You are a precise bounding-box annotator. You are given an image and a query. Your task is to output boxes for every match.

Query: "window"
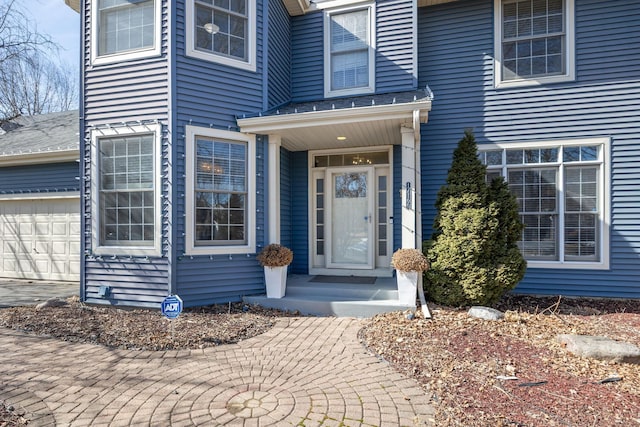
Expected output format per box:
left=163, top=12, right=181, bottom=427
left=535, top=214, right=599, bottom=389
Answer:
left=90, top=124, right=162, bottom=256
left=324, top=4, right=375, bottom=97
left=494, top=0, right=575, bottom=87
left=91, top=0, right=161, bottom=64
left=479, top=138, right=609, bottom=269
left=186, top=0, right=257, bottom=71
left=185, top=126, right=256, bottom=255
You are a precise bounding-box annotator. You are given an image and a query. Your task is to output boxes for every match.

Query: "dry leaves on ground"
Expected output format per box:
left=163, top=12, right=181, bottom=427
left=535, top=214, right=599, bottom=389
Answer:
left=1, top=295, right=639, bottom=426
left=0, top=298, right=296, bottom=351
left=362, top=295, right=640, bottom=426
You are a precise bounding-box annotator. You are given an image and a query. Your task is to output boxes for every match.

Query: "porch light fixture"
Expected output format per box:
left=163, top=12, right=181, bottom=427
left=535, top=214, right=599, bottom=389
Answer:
left=204, top=23, right=219, bottom=34
left=336, top=136, right=347, bottom=140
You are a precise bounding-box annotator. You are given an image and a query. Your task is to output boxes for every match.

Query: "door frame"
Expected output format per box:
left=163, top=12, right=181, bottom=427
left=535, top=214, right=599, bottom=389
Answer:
left=325, top=166, right=375, bottom=270
left=308, top=146, right=394, bottom=277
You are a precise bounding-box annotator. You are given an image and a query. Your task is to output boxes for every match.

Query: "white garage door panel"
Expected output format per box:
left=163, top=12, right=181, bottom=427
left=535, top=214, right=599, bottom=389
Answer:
left=0, top=198, right=80, bottom=281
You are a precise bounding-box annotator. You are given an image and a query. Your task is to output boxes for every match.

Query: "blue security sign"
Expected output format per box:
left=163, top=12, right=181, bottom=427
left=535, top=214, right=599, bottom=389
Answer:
left=161, top=295, right=183, bottom=319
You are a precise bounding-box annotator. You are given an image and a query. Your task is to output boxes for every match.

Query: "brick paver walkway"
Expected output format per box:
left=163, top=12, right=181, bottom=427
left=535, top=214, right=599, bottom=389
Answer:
left=0, top=317, right=434, bottom=426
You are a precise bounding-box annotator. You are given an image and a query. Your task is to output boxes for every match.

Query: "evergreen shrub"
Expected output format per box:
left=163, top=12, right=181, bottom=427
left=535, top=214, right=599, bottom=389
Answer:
left=424, top=130, right=527, bottom=306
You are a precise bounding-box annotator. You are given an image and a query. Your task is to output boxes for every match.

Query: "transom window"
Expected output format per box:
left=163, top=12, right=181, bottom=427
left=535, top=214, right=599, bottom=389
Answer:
left=185, top=126, right=256, bottom=255
left=186, top=0, right=256, bottom=71
left=91, top=124, right=162, bottom=256
left=479, top=139, right=609, bottom=269
left=324, top=4, right=375, bottom=97
left=494, top=0, right=575, bottom=87
left=92, top=0, right=160, bottom=64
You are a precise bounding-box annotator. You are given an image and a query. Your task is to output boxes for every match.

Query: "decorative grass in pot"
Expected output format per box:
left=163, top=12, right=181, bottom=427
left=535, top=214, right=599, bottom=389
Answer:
left=391, top=248, right=429, bottom=305
left=257, top=244, right=293, bottom=298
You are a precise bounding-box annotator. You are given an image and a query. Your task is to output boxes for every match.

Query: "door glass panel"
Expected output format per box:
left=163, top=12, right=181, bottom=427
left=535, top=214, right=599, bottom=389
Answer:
left=332, top=172, right=369, bottom=265
left=377, top=175, right=387, bottom=256
left=316, top=178, right=325, bottom=256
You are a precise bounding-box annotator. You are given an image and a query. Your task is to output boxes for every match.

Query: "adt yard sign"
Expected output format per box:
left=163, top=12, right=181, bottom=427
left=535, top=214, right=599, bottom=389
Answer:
left=161, top=295, right=183, bottom=319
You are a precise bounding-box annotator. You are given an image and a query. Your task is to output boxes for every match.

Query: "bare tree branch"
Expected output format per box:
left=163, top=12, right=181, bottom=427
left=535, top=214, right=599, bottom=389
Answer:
left=0, top=0, right=77, bottom=120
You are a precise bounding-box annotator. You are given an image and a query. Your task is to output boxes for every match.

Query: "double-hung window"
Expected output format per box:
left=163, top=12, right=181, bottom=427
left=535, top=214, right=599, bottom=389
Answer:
left=185, top=126, right=256, bottom=255
left=494, top=0, right=575, bottom=87
left=186, top=0, right=257, bottom=71
left=92, top=0, right=161, bottom=64
left=324, top=4, right=375, bottom=97
left=91, top=124, right=162, bottom=256
left=479, top=138, right=610, bottom=269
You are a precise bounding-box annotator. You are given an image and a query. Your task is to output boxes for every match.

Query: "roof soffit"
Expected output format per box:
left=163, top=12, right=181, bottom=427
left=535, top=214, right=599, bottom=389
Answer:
left=237, top=98, right=431, bottom=151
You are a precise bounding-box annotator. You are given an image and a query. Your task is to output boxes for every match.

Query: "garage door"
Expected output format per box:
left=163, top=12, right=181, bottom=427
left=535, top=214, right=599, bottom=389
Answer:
left=0, top=197, right=80, bottom=281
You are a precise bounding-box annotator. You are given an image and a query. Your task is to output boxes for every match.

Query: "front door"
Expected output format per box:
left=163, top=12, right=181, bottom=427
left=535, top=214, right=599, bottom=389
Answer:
left=310, top=149, right=392, bottom=276
left=327, top=168, right=374, bottom=269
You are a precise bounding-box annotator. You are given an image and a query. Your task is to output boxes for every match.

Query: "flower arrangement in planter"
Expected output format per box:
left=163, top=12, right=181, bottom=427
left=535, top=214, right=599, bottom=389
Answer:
left=257, top=244, right=293, bottom=298
left=391, top=248, right=429, bottom=305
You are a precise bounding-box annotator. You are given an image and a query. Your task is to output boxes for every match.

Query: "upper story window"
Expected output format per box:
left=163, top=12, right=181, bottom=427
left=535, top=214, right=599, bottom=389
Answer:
left=494, top=0, right=575, bottom=88
left=186, top=0, right=257, bottom=72
left=479, top=138, right=610, bottom=270
left=324, top=3, right=375, bottom=98
left=91, top=0, right=161, bottom=65
left=90, top=124, right=162, bottom=256
left=185, top=126, right=256, bottom=255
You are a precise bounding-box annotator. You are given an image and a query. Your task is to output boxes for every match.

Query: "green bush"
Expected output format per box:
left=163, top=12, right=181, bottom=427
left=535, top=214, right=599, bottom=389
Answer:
left=424, top=130, right=526, bottom=307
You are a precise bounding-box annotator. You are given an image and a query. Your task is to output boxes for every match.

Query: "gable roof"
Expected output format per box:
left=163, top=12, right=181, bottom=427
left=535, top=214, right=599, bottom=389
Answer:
left=0, top=110, right=79, bottom=166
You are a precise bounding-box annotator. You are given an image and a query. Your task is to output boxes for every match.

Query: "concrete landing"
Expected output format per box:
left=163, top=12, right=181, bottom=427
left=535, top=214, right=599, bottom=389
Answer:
left=243, top=274, right=415, bottom=317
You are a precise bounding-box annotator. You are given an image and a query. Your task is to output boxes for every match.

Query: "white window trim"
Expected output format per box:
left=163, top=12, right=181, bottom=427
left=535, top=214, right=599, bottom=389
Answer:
left=479, top=137, right=610, bottom=270
left=185, top=0, right=257, bottom=72
left=89, top=124, right=163, bottom=257
left=184, top=126, right=256, bottom=255
left=90, top=0, right=162, bottom=66
left=323, top=2, right=376, bottom=98
left=494, top=0, right=575, bottom=89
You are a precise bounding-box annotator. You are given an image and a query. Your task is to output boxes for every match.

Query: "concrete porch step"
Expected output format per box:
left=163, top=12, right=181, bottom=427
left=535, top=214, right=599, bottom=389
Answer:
left=242, top=274, right=415, bottom=317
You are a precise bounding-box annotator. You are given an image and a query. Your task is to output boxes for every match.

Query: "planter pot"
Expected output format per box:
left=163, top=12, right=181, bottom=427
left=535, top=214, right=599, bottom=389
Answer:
left=264, top=265, right=288, bottom=298
left=396, top=270, right=419, bottom=305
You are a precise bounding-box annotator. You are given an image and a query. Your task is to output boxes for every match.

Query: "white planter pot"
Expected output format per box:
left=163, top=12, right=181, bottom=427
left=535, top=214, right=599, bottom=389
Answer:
left=396, top=270, right=419, bottom=305
left=264, top=265, right=288, bottom=298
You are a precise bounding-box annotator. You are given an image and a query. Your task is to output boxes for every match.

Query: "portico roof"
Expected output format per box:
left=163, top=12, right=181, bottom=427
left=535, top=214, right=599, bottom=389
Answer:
left=237, top=90, right=432, bottom=151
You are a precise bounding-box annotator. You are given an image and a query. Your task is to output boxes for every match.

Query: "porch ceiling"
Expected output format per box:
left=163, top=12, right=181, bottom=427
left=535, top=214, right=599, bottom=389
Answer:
left=237, top=91, right=432, bottom=151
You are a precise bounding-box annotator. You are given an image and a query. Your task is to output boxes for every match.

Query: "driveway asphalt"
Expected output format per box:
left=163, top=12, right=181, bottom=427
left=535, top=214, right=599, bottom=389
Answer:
left=0, top=281, right=435, bottom=426
left=0, top=279, right=79, bottom=307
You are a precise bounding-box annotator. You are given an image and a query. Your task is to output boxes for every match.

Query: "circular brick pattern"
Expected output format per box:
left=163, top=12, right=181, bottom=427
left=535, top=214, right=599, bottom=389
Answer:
left=0, top=318, right=435, bottom=426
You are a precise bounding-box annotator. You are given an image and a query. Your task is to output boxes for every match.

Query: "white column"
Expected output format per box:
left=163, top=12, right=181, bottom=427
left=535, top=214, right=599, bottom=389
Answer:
left=401, top=125, right=417, bottom=249
left=268, top=134, right=281, bottom=244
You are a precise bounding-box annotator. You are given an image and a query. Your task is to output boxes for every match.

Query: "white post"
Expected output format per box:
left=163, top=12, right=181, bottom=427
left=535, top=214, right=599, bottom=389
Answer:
left=268, top=134, right=281, bottom=244
left=401, top=125, right=417, bottom=249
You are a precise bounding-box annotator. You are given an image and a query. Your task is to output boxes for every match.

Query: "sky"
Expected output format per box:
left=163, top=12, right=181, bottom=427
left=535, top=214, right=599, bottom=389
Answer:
left=21, top=0, right=80, bottom=69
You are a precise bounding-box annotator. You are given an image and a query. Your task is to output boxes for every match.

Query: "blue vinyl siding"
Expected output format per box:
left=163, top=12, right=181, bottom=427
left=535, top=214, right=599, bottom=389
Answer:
left=81, top=0, right=172, bottom=307
left=0, top=162, right=79, bottom=193
left=376, top=0, right=417, bottom=92
left=174, top=0, right=263, bottom=127
left=290, top=151, right=308, bottom=274
left=418, top=0, right=640, bottom=298
left=291, top=1, right=417, bottom=102
left=268, top=0, right=291, bottom=108
left=174, top=136, right=267, bottom=307
left=291, top=12, right=324, bottom=102
left=280, top=147, right=293, bottom=249
left=84, top=259, right=170, bottom=308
